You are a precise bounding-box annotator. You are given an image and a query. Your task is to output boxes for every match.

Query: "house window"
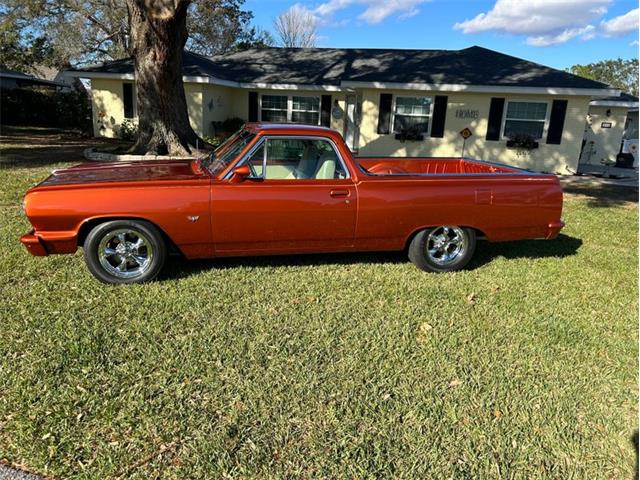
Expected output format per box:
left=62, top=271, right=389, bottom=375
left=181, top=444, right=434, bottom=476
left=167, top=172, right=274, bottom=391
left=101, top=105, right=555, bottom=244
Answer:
left=260, top=95, right=288, bottom=122
left=393, top=96, right=432, bottom=134
left=291, top=96, right=320, bottom=124
left=260, top=94, right=321, bottom=125
left=123, top=83, right=135, bottom=119
left=503, top=101, right=548, bottom=139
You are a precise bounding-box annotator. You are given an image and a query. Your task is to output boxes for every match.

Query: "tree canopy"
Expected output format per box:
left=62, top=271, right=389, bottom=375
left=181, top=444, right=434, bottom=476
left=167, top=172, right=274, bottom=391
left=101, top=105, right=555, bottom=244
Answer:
left=0, top=0, right=270, bottom=73
left=568, top=58, right=639, bottom=97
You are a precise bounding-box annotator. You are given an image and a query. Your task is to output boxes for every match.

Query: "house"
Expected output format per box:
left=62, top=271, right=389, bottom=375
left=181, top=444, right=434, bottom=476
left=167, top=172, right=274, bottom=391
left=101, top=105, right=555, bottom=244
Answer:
left=581, top=92, right=639, bottom=166
left=67, top=46, right=621, bottom=174
left=0, top=69, right=70, bottom=91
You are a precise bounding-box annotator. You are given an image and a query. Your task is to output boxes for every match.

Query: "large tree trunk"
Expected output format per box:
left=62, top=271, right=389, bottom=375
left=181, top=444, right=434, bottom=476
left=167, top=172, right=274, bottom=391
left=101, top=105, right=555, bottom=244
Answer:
left=126, top=0, right=204, bottom=156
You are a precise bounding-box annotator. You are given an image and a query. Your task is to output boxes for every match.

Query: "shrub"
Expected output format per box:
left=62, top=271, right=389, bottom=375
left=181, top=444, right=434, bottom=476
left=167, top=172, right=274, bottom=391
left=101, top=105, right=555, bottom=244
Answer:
left=202, top=135, right=223, bottom=148
left=0, top=87, right=92, bottom=133
left=119, top=119, right=138, bottom=141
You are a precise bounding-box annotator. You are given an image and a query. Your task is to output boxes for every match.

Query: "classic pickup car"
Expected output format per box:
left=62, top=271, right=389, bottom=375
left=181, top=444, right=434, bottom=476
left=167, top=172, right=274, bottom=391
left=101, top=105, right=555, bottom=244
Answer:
left=21, top=123, right=564, bottom=283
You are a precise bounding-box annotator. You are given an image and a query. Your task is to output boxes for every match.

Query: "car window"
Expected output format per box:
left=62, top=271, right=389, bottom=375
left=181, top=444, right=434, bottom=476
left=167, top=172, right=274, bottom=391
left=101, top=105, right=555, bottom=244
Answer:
left=259, top=138, right=347, bottom=180
left=246, top=144, right=264, bottom=178
left=205, top=129, right=256, bottom=175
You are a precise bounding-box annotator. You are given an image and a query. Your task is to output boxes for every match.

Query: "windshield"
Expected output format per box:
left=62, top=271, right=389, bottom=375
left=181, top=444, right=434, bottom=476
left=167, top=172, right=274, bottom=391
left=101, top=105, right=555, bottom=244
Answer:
left=204, top=129, right=256, bottom=176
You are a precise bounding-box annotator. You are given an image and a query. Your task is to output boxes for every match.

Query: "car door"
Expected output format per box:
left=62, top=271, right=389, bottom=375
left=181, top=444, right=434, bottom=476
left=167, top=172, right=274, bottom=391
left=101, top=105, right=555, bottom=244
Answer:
left=210, top=135, right=357, bottom=254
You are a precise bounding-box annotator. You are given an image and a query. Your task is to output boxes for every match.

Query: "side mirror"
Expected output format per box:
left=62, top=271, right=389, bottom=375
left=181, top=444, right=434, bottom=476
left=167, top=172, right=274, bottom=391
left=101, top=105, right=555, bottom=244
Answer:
left=229, top=164, right=251, bottom=183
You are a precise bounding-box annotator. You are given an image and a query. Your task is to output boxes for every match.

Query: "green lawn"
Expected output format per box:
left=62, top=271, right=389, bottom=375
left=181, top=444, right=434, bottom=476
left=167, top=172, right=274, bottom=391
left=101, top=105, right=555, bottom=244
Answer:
left=0, top=137, right=638, bottom=478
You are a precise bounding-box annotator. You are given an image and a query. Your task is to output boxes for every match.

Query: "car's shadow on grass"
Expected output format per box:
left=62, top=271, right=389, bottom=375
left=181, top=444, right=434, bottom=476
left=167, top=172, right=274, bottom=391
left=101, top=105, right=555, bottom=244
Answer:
left=159, top=234, right=582, bottom=281
left=468, top=234, right=583, bottom=270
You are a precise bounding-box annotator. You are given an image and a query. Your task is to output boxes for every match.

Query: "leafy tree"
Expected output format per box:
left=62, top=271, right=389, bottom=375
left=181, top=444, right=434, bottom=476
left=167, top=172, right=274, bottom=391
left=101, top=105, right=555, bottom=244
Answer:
left=0, top=0, right=265, bottom=69
left=0, top=0, right=130, bottom=69
left=568, top=58, right=639, bottom=97
left=188, top=1, right=273, bottom=56
left=0, top=4, right=54, bottom=73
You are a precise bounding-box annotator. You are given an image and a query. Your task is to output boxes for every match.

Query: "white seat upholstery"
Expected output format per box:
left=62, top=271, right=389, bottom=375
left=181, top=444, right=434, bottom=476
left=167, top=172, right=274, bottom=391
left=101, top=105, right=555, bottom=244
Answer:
left=313, top=151, right=337, bottom=179
left=294, top=144, right=319, bottom=179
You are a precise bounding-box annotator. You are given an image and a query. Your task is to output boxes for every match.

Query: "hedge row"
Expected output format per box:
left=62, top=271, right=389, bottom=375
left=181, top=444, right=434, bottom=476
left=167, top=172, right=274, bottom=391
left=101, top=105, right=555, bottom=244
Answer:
left=1, top=88, right=92, bottom=132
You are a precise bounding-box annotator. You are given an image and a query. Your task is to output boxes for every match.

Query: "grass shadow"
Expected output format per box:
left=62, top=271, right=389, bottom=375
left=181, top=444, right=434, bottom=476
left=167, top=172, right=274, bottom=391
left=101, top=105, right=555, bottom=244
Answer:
left=159, top=234, right=582, bottom=281
left=633, top=430, right=639, bottom=480
left=0, top=126, right=129, bottom=169
left=468, top=234, right=582, bottom=270
left=562, top=182, right=638, bottom=208
left=160, top=251, right=408, bottom=280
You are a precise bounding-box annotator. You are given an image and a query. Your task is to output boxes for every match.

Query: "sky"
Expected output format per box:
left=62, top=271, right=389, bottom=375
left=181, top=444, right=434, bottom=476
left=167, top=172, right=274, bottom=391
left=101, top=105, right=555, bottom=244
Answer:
left=245, top=0, right=639, bottom=69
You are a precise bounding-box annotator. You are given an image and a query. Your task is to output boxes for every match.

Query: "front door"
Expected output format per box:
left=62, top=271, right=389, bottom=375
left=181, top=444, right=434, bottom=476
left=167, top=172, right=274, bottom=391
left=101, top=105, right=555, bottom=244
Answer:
left=211, top=136, right=357, bottom=254
left=344, top=94, right=361, bottom=152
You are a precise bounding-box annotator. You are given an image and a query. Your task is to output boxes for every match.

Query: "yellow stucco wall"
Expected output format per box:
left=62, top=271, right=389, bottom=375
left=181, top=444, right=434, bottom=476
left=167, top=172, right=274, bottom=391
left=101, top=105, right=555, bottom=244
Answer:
left=90, top=78, right=204, bottom=138
left=357, top=90, right=590, bottom=174
left=580, top=105, right=627, bottom=165
left=184, top=83, right=204, bottom=137
left=91, top=79, right=125, bottom=138
left=202, top=84, right=234, bottom=135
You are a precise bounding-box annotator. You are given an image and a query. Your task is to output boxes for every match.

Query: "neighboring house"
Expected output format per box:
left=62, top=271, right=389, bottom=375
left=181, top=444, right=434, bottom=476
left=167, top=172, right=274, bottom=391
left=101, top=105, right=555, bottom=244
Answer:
left=580, top=92, right=639, bottom=166
left=67, top=46, right=620, bottom=174
left=0, top=69, right=70, bottom=91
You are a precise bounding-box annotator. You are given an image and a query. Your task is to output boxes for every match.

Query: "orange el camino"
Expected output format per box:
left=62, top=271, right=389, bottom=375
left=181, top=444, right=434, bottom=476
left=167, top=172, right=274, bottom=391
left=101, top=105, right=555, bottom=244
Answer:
left=21, top=123, right=564, bottom=284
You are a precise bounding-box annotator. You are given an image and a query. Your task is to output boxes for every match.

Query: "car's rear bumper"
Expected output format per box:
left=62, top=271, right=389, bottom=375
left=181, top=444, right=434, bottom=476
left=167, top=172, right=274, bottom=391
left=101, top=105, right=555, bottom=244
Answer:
left=20, top=230, right=77, bottom=256
left=545, top=220, right=565, bottom=239
left=20, top=230, right=48, bottom=256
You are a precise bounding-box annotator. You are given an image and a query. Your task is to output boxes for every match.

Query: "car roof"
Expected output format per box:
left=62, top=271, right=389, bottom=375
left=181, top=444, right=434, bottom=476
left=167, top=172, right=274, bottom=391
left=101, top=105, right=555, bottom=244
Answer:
left=245, top=123, right=336, bottom=134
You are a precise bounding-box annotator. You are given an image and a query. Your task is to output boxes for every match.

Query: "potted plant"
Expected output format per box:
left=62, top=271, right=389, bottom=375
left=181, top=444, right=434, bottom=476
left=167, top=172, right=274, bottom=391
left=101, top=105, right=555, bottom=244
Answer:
left=506, top=133, right=539, bottom=150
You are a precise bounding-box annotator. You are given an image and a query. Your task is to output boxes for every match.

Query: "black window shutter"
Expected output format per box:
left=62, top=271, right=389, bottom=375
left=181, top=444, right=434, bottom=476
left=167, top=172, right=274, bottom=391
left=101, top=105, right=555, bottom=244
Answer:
left=320, top=95, right=332, bottom=127
left=486, top=97, right=505, bottom=141
left=546, top=99, right=568, bottom=145
left=248, top=92, right=258, bottom=122
left=377, top=93, right=393, bottom=134
left=123, top=83, right=134, bottom=119
left=430, top=95, right=448, bottom=138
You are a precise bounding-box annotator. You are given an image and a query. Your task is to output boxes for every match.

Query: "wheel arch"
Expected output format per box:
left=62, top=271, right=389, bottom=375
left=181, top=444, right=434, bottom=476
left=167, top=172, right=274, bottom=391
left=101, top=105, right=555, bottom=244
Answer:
left=76, top=216, right=183, bottom=256
left=403, top=224, right=486, bottom=251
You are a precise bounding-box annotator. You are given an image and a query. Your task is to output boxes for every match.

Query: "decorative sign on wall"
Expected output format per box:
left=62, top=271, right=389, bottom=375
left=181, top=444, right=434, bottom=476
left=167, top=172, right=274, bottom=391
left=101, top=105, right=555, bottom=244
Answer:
left=459, top=127, right=473, bottom=139
left=455, top=109, right=480, bottom=120
left=331, top=105, right=343, bottom=120
left=601, top=122, right=612, bottom=128
left=459, top=127, right=473, bottom=157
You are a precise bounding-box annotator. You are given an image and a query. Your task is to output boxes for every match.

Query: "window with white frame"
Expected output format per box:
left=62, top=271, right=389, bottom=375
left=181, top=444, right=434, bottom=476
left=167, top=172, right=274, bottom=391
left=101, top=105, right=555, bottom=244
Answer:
left=503, top=101, right=548, bottom=139
left=393, top=96, right=432, bottom=134
left=260, top=95, right=288, bottom=122
left=260, top=94, right=320, bottom=125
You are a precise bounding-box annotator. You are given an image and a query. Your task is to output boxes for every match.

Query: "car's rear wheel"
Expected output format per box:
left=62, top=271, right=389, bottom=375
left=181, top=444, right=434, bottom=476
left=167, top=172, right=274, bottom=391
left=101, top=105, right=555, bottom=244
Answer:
left=408, top=225, right=476, bottom=273
left=83, top=220, right=166, bottom=284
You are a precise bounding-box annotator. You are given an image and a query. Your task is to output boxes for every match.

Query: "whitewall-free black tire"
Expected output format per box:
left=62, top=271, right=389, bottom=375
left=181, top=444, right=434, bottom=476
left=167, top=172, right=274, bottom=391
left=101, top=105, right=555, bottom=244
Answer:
left=83, top=220, right=167, bottom=284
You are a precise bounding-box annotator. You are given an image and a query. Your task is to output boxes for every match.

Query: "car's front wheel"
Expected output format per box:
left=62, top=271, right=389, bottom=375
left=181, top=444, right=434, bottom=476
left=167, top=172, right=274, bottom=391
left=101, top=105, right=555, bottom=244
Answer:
left=83, top=220, right=167, bottom=284
left=408, top=225, right=476, bottom=273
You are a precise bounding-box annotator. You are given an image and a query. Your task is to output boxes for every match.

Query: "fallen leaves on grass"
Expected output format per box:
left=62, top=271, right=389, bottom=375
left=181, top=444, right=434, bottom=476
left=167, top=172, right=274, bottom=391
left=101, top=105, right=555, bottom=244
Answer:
left=416, top=322, right=433, bottom=344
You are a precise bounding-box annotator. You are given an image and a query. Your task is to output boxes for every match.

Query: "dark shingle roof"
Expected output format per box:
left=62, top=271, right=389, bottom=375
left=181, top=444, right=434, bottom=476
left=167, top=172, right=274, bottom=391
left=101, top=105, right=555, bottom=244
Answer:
left=0, top=68, right=68, bottom=87
left=592, top=92, right=638, bottom=103
left=70, top=46, right=612, bottom=90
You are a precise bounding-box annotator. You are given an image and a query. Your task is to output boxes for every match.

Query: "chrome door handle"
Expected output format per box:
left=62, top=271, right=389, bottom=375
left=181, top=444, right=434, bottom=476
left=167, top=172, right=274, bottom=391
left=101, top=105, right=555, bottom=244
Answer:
left=330, top=189, right=349, bottom=197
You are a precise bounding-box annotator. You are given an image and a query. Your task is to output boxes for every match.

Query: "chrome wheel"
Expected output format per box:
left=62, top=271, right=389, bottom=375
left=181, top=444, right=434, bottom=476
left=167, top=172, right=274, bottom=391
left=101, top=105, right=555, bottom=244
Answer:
left=426, top=226, right=468, bottom=266
left=97, top=228, right=154, bottom=279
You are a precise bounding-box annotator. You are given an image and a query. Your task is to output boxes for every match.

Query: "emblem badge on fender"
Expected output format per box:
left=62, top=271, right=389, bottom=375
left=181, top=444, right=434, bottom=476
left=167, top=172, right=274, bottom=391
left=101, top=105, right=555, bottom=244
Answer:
left=187, top=215, right=200, bottom=222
